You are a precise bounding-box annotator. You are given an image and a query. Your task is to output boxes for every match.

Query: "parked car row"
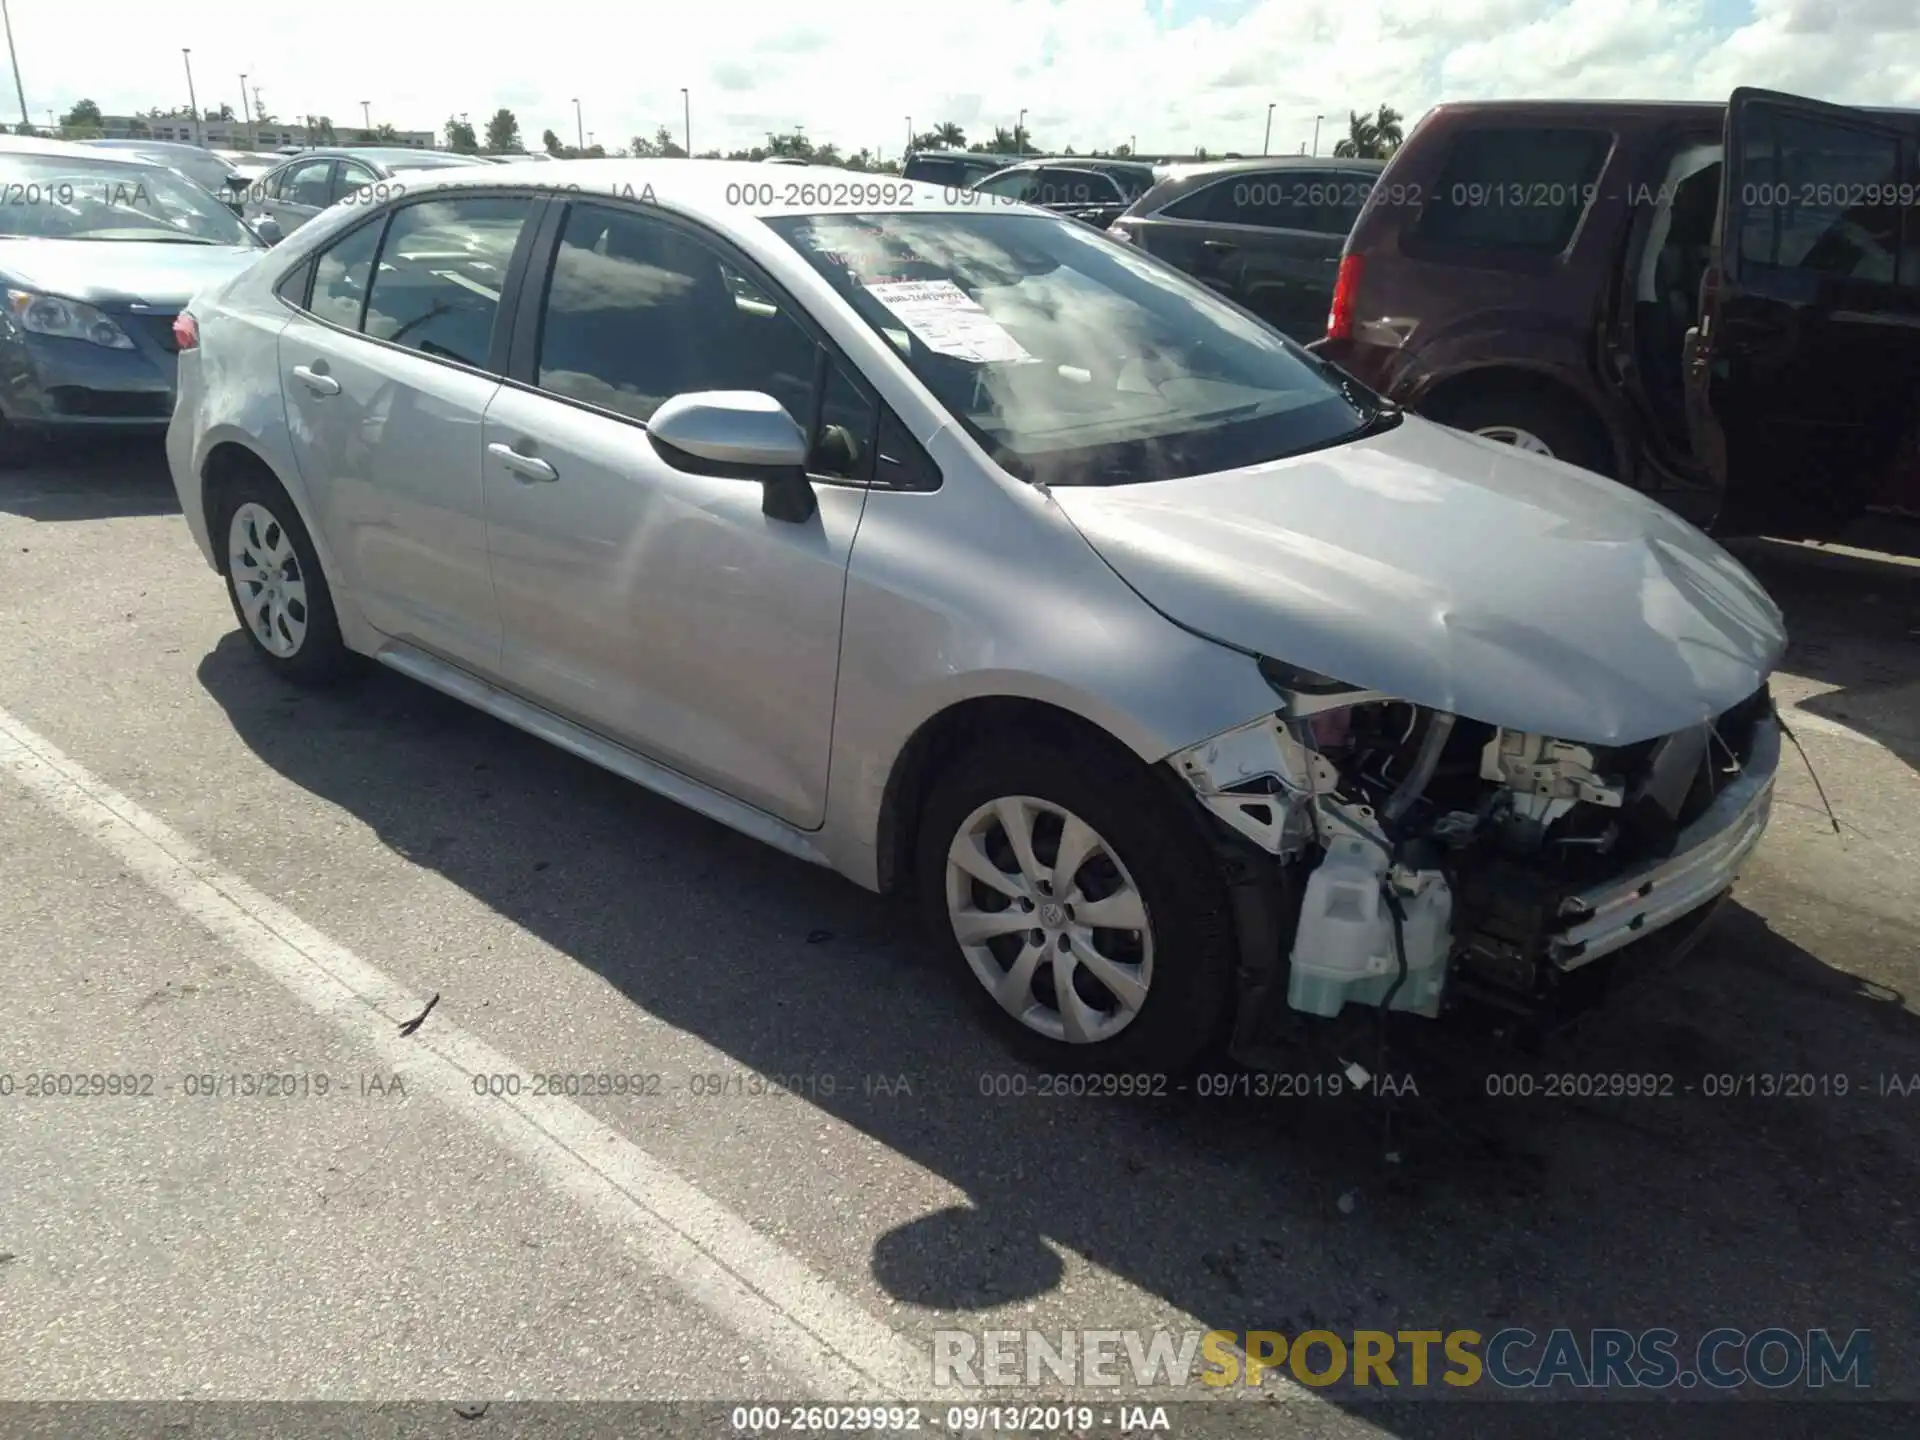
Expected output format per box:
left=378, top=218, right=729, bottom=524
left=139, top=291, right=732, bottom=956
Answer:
left=947, top=87, right=1920, bottom=541
left=0, top=134, right=265, bottom=462
left=1312, top=86, right=1920, bottom=539
left=164, top=158, right=1787, bottom=1073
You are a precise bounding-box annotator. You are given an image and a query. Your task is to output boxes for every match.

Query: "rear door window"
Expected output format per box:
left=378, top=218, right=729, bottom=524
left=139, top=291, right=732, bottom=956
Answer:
left=975, top=169, right=1038, bottom=201
left=1413, top=128, right=1612, bottom=253
left=1026, top=168, right=1122, bottom=207
left=1163, top=170, right=1355, bottom=233
left=361, top=195, right=535, bottom=369
left=279, top=158, right=335, bottom=210
left=1733, top=108, right=1906, bottom=286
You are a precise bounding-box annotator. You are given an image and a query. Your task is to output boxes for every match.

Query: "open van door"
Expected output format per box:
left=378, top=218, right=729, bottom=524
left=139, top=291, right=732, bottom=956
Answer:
left=1685, top=87, right=1920, bottom=537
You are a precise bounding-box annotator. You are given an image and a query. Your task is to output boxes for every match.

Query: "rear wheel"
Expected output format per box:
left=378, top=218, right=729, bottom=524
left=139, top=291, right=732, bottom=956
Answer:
left=214, top=470, right=356, bottom=686
left=915, top=738, right=1237, bottom=1074
left=1424, top=386, right=1614, bottom=477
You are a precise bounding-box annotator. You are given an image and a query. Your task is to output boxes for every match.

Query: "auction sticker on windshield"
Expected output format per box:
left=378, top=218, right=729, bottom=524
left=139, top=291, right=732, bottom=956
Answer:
left=860, top=279, right=1033, bottom=364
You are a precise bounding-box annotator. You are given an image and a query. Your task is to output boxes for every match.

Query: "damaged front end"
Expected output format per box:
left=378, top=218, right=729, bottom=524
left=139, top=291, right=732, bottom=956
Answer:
left=1170, top=666, right=1780, bottom=1039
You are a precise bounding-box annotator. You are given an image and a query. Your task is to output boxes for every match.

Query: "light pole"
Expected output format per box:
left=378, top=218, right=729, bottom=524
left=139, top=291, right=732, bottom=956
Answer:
left=1017, top=107, right=1027, bottom=154
left=1311, top=113, right=1323, bottom=156
left=182, top=48, right=201, bottom=145
left=1263, top=103, right=1274, bottom=157
left=1, top=0, right=27, bottom=132
left=681, top=87, right=689, bottom=156
left=360, top=100, right=370, bottom=133
left=238, top=74, right=250, bottom=146
left=572, top=97, right=583, bottom=152
left=1130, top=134, right=1136, bottom=156
left=905, top=115, right=912, bottom=154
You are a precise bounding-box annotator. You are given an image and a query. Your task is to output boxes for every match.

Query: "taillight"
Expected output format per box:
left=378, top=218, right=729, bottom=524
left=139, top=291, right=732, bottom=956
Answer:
left=1326, top=254, right=1363, bottom=341
left=172, top=312, right=199, bottom=350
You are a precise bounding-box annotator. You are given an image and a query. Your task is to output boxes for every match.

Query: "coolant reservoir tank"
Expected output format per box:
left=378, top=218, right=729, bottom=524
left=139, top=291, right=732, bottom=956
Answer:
left=1286, top=837, right=1452, bottom=1019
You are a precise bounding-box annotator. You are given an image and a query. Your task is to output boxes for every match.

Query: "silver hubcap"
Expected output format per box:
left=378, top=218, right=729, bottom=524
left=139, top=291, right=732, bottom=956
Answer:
left=944, top=795, right=1153, bottom=1045
left=227, top=501, right=309, bottom=658
left=1472, top=424, right=1555, bottom=456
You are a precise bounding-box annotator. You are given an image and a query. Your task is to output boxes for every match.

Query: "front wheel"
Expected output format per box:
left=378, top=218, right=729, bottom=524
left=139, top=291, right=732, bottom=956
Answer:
left=915, top=739, right=1238, bottom=1073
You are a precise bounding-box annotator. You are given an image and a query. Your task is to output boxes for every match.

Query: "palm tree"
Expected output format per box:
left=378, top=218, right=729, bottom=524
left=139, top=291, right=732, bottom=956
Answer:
left=935, top=121, right=966, bottom=149
left=1333, top=106, right=1405, bottom=159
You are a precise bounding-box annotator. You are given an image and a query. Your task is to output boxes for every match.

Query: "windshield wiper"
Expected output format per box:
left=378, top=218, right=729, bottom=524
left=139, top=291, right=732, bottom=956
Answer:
left=1347, top=401, right=1404, bottom=439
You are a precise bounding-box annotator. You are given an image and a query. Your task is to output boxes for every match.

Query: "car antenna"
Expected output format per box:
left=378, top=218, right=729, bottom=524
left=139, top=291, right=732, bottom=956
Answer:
left=1775, top=712, right=1841, bottom=836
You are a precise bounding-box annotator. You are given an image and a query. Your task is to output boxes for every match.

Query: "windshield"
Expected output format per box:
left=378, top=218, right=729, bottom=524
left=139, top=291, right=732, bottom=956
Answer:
left=0, top=156, right=256, bottom=245
left=765, top=210, right=1370, bottom=485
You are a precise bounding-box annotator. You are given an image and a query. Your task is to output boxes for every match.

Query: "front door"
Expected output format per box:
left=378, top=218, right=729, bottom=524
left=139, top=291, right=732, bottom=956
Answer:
left=276, top=193, right=540, bottom=673
left=480, top=200, right=873, bottom=828
left=1687, top=87, right=1920, bottom=537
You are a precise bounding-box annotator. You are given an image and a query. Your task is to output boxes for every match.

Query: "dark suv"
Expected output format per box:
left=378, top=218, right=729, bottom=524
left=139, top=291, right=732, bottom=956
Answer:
left=969, top=159, right=1161, bottom=230
left=1312, top=88, right=1920, bottom=538
left=1110, top=157, right=1384, bottom=341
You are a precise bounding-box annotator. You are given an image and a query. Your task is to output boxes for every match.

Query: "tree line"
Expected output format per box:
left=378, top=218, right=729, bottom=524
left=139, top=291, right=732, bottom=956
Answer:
left=37, top=99, right=1407, bottom=165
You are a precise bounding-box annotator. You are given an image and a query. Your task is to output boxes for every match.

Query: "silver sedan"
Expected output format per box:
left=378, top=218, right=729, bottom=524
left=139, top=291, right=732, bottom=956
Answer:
left=167, top=161, right=1787, bottom=1071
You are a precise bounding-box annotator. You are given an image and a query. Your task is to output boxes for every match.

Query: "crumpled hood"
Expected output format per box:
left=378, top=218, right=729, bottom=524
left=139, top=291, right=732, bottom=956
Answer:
left=1048, top=414, right=1787, bottom=745
left=0, top=239, right=261, bottom=312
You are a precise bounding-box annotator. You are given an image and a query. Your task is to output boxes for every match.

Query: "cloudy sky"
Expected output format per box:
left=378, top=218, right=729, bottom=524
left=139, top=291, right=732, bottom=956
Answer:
left=7, top=0, right=1917, bottom=156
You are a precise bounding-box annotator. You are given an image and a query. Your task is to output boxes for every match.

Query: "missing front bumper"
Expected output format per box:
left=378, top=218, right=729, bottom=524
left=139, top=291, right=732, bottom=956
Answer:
left=1548, top=715, right=1779, bottom=971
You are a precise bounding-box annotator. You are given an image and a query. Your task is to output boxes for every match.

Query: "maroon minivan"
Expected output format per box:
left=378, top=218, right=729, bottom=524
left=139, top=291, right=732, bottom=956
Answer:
left=1312, top=88, right=1920, bottom=539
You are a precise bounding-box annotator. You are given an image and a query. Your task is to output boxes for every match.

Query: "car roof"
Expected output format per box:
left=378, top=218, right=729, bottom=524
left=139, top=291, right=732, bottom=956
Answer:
left=278, top=146, right=490, bottom=167
left=989, top=157, right=1156, bottom=173
left=323, top=157, right=1037, bottom=237
left=1127, top=154, right=1389, bottom=210
left=0, top=134, right=172, bottom=168
left=1163, top=155, right=1387, bottom=179
left=1421, top=96, right=1920, bottom=125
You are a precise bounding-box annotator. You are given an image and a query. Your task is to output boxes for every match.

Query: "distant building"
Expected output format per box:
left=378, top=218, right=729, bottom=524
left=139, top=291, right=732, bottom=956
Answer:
left=89, top=114, right=436, bottom=150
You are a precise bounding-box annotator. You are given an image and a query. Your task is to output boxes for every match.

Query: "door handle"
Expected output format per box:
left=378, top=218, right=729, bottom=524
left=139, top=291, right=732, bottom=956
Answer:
left=488, top=441, right=557, bottom=483
left=291, top=364, right=339, bottom=397
left=1202, top=239, right=1238, bottom=252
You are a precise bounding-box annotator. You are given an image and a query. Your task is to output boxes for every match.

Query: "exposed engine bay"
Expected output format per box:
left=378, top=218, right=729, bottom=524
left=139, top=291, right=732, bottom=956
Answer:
left=1171, top=677, right=1780, bottom=1028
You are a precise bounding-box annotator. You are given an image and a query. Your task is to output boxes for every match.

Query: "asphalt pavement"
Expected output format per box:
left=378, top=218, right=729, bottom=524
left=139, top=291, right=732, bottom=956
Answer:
left=1, top=440, right=1916, bottom=1440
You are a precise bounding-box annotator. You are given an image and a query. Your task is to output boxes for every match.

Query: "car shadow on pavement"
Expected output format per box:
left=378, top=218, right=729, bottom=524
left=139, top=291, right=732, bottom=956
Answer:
left=196, top=634, right=1920, bottom=1437
left=1733, top=539, right=1920, bottom=774
left=0, top=439, right=180, bottom=522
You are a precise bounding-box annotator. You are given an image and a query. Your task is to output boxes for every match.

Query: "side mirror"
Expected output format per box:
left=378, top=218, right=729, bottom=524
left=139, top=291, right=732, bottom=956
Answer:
left=647, top=391, right=817, bottom=523
left=253, top=214, right=284, bottom=246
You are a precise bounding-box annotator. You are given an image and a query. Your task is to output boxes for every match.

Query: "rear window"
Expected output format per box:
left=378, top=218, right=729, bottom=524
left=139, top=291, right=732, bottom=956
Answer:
left=1413, top=127, right=1612, bottom=253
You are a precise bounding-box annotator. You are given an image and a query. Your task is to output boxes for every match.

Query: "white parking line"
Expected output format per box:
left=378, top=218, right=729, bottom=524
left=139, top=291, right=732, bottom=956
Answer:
left=0, top=700, right=935, bottom=1403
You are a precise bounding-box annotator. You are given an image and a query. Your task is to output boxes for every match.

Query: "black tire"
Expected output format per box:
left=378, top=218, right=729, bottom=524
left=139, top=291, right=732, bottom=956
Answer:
left=1423, top=386, right=1614, bottom=477
left=914, top=736, right=1238, bottom=1074
left=212, top=468, right=358, bottom=687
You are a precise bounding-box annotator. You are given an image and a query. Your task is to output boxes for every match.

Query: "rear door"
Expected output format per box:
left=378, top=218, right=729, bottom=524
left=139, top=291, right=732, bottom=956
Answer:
left=276, top=192, right=543, bottom=674
left=1687, top=87, right=1920, bottom=535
